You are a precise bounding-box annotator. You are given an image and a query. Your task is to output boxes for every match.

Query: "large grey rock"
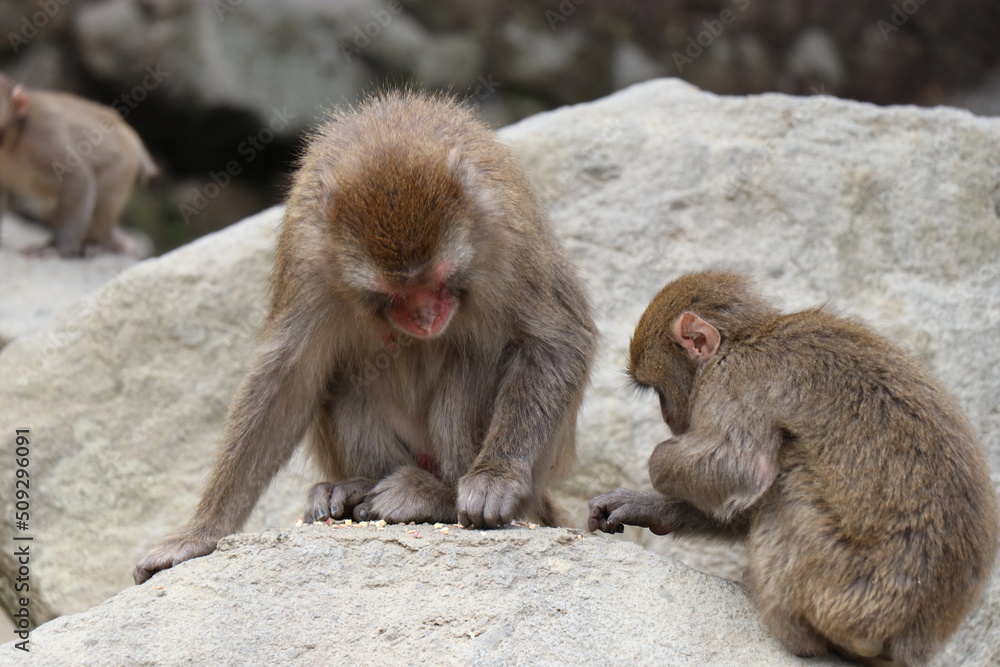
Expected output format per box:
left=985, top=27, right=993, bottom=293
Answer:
left=0, top=215, right=143, bottom=346
left=0, top=206, right=312, bottom=627
left=1, top=79, right=998, bottom=662
left=0, top=526, right=848, bottom=666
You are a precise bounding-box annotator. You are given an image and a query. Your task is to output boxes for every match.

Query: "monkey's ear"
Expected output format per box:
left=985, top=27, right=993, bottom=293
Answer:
left=11, top=85, right=29, bottom=117
left=672, top=312, right=721, bottom=361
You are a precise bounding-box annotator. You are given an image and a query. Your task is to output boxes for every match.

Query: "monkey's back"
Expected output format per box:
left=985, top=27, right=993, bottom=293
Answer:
left=0, top=90, right=153, bottom=204
left=748, top=309, right=998, bottom=652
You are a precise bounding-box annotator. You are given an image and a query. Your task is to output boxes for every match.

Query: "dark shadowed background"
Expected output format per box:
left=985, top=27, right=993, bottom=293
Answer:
left=1, top=0, right=999, bottom=253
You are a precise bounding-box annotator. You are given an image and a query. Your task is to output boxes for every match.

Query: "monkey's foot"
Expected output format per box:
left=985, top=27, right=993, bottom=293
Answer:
left=354, top=467, right=457, bottom=524
left=20, top=243, right=62, bottom=258
left=304, top=478, right=375, bottom=523
left=133, top=532, right=218, bottom=585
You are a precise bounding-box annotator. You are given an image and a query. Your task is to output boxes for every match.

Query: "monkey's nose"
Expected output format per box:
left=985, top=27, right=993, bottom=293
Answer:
left=412, top=305, right=439, bottom=333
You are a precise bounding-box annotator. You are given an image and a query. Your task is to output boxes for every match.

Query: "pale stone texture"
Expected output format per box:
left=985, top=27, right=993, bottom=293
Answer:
left=0, top=526, right=850, bottom=666
left=0, top=215, right=144, bottom=346
left=1, top=79, right=998, bottom=663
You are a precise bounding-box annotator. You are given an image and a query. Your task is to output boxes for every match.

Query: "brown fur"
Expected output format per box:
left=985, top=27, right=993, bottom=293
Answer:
left=0, top=74, right=156, bottom=257
left=589, top=271, right=998, bottom=666
left=134, top=91, right=597, bottom=584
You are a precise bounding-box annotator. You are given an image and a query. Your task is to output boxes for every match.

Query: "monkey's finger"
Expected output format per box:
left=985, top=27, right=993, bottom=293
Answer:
left=586, top=509, right=608, bottom=532
left=353, top=501, right=374, bottom=522
left=305, top=483, right=335, bottom=522
left=482, top=490, right=508, bottom=528
left=459, top=500, right=488, bottom=529
left=328, top=489, right=349, bottom=519
left=604, top=508, right=633, bottom=534
left=133, top=565, right=155, bottom=585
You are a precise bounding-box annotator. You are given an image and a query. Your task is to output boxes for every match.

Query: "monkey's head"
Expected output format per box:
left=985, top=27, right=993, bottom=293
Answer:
left=629, top=271, right=778, bottom=434
left=325, top=141, right=485, bottom=341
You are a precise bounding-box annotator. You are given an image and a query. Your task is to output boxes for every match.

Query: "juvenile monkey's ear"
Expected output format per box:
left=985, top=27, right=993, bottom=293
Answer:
left=672, top=312, right=721, bottom=361
left=11, top=85, right=29, bottom=117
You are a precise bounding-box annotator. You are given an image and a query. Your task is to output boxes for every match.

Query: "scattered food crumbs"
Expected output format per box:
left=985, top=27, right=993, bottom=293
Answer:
left=343, top=519, right=352, bottom=526
left=408, top=521, right=416, bottom=525
left=358, top=521, right=369, bottom=528
left=453, top=523, right=462, bottom=528
left=433, top=522, right=444, bottom=529
left=294, top=518, right=304, bottom=527
left=440, top=527, right=450, bottom=535
left=375, top=520, right=387, bottom=528
left=527, top=523, right=538, bottom=530
left=313, top=521, right=325, bottom=526
left=576, top=534, right=585, bottom=540
left=155, top=586, right=163, bottom=590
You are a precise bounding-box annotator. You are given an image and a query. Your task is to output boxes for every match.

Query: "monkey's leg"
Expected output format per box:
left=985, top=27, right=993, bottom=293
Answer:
left=745, top=504, right=834, bottom=659
left=47, top=165, right=97, bottom=257
left=304, top=478, right=376, bottom=523
left=87, top=159, right=138, bottom=251
left=303, top=388, right=419, bottom=522
left=354, top=467, right=458, bottom=524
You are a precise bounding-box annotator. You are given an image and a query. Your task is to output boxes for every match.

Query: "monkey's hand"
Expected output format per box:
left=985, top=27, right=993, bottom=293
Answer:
left=587, top=488, right=677, bottom=536
left=304, top=478, right=376, bottom=523
left=353, top=468, right=458, bottom=524
left=133, top=532, right=218, bottom=585
left=456, top=464, right=532, bottom=529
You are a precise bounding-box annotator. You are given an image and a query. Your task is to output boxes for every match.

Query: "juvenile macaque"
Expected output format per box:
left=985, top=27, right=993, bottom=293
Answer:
left=0, top=74, right=156, bottom=256
left=589, top=271, right=998, bottom=666
left=134, top=91, right=597, bottom=584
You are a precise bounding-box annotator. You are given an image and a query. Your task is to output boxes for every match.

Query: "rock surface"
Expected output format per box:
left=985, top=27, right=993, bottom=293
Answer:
left=1, top=79, right=999, bottom=663
left=0, top=526, right=848, bottom=666
left=0, top=215, right=144, bottom=347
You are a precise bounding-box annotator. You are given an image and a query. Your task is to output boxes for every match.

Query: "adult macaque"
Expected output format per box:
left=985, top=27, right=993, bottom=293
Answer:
left=135, top=91, right=597, bottom=584
left=0, top=74, right=156, bottom=256
left=589, top=271, right=997, bottom=666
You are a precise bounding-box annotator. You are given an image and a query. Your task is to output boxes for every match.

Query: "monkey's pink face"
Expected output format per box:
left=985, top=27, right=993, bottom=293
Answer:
left=388, top=281, right=457, bottom=338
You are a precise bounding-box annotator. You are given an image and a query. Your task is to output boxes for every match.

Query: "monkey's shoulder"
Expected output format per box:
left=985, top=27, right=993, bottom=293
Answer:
left=760, top=308, right=905, bottom=359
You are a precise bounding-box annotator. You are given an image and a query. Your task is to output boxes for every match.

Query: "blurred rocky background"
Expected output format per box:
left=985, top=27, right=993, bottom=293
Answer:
left=1, top=0, right=999, bottom=253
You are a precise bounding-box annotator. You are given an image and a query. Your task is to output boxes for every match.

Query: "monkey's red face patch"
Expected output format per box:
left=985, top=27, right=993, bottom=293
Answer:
left=389, top=281, right=457, bottom=338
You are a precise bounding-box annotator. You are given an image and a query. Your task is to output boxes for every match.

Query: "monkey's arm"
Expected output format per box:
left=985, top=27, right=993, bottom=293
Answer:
left=588, top=488, right=747, bottom=538
left=649, top=402, right=780, bottom=523
left=458, top=333, right=592, bottom=529
left=134, top=292, right=338, bottom=584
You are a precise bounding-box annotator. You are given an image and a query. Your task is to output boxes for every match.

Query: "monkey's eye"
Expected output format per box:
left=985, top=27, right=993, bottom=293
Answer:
left=445, top=272, right=470, bottom=300
left=358, top=291, right=393, bottom=314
